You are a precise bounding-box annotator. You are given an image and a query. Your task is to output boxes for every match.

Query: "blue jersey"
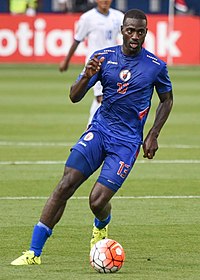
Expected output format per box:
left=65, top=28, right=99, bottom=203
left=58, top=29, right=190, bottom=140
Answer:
left=78, top=46, right=172, bottom=144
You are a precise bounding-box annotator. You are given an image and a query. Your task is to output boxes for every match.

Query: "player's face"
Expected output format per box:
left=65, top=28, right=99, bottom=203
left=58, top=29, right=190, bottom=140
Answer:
left=121, top=17, right=147, bottom=56
left=96, top=0, right=112, bottom=13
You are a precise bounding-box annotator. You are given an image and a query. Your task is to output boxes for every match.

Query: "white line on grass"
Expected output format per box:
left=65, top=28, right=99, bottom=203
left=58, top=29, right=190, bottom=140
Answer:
left=0, top=160, right=200, bottom=165
left=0, top=160, right=65, bottom=165
left=0, top=141, right=199, bottom=149
left=0, top=196, right=200, bottom=200
left=0, top=141, right=73, bottom=147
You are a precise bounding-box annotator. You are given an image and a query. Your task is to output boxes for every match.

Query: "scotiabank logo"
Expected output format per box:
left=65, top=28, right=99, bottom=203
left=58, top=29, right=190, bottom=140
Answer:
left=0, top=18, right=75, bottom=57
left=0, top=18, right=181, bottom=58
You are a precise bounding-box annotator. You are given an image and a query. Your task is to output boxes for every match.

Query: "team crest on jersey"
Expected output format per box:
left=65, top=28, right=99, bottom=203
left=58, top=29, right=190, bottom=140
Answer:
left=84, top=132, right=94, bottom=141
left=119, top=70, right=131, bottom=82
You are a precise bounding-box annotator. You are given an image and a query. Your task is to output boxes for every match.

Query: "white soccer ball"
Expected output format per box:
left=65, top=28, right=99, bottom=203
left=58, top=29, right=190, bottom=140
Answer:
left=90, top=239, right=125, bottom=273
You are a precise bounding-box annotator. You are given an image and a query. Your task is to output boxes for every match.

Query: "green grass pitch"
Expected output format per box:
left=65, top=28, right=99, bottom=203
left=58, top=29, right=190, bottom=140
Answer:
left=0, top=64, right=200, bottom=280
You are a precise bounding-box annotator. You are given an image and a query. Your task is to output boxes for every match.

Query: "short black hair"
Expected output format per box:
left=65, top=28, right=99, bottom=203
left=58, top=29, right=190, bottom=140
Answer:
left=123, top=9, right=147, bottom=25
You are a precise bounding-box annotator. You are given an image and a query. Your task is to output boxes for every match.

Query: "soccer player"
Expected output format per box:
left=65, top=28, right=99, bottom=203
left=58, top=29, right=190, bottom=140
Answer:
left=59, top=0, right=124, bottom=125
left=11, top=9, right=173, bottom=265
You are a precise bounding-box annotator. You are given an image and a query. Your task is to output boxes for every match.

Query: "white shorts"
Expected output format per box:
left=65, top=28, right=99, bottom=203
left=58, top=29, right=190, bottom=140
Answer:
left=93, top=81, right=103, bottom=97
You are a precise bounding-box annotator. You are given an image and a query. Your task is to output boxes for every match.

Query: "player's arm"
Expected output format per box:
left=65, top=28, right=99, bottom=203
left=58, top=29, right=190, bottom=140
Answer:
left=70, top=54, right=105, bottom=103
left=143, top=90, right=173, bottom=159
left=59, top=40, right=80, bottom=72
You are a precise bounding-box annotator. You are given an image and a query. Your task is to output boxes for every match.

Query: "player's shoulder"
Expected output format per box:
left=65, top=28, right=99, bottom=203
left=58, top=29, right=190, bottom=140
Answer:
left=142, top=48, right=166, bottom=68
left=101, top=45, right=119, bottom=53
left=109, top=8, right=124, bottom=15
left=109, top=8, right=124, bottom=18
left=92, top=45, right=119, bottom=59
left=80, top=8, right=96, bottom=19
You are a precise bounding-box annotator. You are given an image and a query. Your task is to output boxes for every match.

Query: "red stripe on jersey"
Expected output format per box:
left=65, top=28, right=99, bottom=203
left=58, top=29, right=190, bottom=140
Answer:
left=138, top=107, right=149, bottom=120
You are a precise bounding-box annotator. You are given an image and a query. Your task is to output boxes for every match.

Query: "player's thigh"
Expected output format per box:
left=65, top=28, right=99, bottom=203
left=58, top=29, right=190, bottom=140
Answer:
left=68, top=127, right=105, bottom=176
left=97, top=142, right=140, bottom=192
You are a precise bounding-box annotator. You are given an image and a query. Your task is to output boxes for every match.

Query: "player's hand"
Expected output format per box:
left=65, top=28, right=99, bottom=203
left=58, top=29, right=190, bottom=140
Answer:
left=142, top=132, right=158, bottom=159
left=84, top=54, right=105, bottom=78
left=59, top=60, right=68, bottom=72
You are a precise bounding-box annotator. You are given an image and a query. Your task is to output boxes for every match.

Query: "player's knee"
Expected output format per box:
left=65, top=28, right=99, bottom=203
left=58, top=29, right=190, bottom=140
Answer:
left=89, top=199, right=101, bottom=216
left=89, top=196, right=107, bottom=216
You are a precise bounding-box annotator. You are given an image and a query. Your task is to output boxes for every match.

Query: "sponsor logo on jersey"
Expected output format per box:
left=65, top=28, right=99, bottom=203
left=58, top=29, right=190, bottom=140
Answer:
left=83, top=132, right=94, bottom=141
left=107, top=60, right=118, bottom=65
left=146, top=55, right=160, bottom=65
left=103, top=49, right=116, bottom=53
left=78, top=141, right=87, bottom=147
left=152, top=60, right=160, bottom=65
left=119, top=70, right=131, bottom=82
left=147, top=54, right=158, bottom=61
left=107, top=179, right=115, bottom=184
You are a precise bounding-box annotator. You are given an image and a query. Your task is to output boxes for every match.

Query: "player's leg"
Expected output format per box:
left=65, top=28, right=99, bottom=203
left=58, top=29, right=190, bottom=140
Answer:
left=90, top=182, right=114, bottom=221
left=39, top=166, right=87, bottom=228
left=89, top=140, right=141, bottom=248
left=89, top=182, right=115, bottom=249
left=11, top=150, right=91, bottom=265
left=28, top=166, right=87, bottom=258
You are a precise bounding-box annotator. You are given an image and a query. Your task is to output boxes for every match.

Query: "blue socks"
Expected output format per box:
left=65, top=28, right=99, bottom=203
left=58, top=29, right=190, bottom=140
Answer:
left=94, top=214, right=111, bottom=229
left=29, top=222, right=52, bottom=256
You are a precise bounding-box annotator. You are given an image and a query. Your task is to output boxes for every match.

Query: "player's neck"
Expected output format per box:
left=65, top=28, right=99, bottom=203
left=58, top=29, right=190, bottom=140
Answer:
left=121, top=46, right=142, bottom=57
left=96, top=7, right=109, bottom=15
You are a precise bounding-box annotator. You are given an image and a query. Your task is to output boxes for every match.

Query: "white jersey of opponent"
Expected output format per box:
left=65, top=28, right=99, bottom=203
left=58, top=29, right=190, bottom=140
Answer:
left=74, top=7, right=124, bottom=62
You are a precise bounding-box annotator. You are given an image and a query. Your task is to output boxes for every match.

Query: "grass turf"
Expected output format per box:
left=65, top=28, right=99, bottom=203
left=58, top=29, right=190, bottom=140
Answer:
left=0, top=64, right=200, bottom=279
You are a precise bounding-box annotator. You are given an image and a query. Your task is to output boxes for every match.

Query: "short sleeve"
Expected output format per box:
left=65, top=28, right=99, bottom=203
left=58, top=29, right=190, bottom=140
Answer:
left=75, top=66, right=99, bottom=92
left=74, top=14, right=89, bottom=42
left=154, top=64, right=172, bottom=94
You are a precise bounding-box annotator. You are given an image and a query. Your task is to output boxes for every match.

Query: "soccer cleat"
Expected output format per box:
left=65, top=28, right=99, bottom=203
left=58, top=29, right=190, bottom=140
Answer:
left=11, top=250, right=41, bottom=265
left=90, top=225, right=108, bottom=249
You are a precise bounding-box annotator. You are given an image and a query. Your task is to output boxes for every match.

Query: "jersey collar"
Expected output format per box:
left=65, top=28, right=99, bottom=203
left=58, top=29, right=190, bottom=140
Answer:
left=95, top=7, right=110, bottom=17
left=120, top=46, right=144, bottom=60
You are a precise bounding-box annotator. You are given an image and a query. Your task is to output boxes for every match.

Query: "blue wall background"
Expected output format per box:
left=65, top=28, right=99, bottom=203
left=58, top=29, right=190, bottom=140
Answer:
left=0, top=0, right=199, bottom=15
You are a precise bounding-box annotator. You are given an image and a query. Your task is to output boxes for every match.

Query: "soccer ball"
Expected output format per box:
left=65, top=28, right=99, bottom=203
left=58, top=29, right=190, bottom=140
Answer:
left=90, top=239, right=125, bottom=273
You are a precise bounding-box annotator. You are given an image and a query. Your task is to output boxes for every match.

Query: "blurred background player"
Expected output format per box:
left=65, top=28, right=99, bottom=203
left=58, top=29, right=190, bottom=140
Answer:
left=59, top=0, right=124, bottom=125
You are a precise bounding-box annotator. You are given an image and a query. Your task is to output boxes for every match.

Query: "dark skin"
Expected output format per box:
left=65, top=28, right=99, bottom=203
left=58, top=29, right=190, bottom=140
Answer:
left=40, top=167, right=113, bottom=228
left=40, top=16, right=173, bottom=230
left=121, top=17, right=148, bottom=56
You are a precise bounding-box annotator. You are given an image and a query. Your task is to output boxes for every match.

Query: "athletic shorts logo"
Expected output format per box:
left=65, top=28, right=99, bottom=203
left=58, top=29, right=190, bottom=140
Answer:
left=84, top=132, right=94, bottom=141
left=119, top=70, right=131, bottom=82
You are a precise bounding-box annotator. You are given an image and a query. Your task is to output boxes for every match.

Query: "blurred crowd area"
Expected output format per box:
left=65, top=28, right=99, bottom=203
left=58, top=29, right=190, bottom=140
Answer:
left=1, top=0, right=200, bottom=15
left=1, top=0, right=96, bottom=14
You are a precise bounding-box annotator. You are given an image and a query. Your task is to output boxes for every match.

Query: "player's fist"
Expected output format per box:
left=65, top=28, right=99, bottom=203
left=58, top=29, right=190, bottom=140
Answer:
left=143, top=132, right=158, bottom=159
left=59, top=60, right=69, bottom=72
left=84, top=53, right=105, bottom=78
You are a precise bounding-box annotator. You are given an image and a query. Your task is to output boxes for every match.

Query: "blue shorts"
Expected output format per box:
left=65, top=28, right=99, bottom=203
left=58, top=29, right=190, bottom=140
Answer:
left=66, top=125, right=140, bottom=192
